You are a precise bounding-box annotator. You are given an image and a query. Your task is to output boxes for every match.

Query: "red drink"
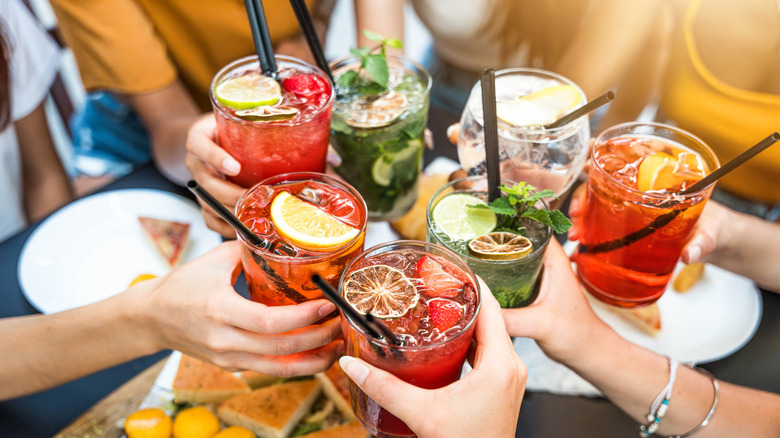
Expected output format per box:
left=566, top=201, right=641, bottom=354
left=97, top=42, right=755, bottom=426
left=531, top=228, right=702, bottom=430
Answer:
left=575, top=123, right=719, bottom=308
left=236, top=172, right=366, bottom=306
left=339, top=241, right=480, bottom=437
left=211, top=55, right=334, bottom=188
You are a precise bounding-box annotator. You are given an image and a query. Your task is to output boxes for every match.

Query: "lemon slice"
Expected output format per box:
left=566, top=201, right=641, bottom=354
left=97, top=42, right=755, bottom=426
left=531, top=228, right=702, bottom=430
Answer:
left=497, top=85, right=582, bottom=127
left=432, top=193, right=497, bottom=241
left=637, top=152, right=704, bottom=192
left=216, top=73, right=281, bottom=110
left=344, top=265, right=419, bottom=318
left=270, top=191, right=360, bottom=250
left=468, top=232, right=533, bottom=260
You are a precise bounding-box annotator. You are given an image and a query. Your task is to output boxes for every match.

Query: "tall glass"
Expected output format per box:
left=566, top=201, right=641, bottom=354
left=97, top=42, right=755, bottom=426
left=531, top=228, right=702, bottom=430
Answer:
left=457, top=68, right=589, bottom=198
left=211, top=55, right=334, bottom=188
left=427, top=176, right=552, bottom=308
left=339, top=241, right=480, bottom=438
left=329, top=55, right=431, bottom=221
left=235, top=172, right=367, bottom=306
left=575, top=123, right=719, bottom=308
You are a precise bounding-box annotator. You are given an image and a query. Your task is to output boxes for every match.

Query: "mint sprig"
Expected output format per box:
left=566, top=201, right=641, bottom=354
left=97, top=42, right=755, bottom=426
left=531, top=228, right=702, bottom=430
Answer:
left=471, top=182, right=572, bottom=234
left=337, top=30, right=403, bottom=96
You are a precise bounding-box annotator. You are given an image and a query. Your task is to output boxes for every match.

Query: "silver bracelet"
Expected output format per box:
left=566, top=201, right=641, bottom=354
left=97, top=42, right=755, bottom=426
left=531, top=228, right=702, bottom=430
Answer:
left=670, top=366, right=720, bottom=438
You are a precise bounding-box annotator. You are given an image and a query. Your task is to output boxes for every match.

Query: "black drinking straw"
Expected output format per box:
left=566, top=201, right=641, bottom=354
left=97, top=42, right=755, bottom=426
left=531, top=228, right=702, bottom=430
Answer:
left=244, top=0, right=278, bottom=79
left=311, top=274, right=401, bottom=345
left=288, top=0, right=334, bottom=84
left=544, top=90, right=615, bottom=130
left=481, top=69, right=502, bottom=202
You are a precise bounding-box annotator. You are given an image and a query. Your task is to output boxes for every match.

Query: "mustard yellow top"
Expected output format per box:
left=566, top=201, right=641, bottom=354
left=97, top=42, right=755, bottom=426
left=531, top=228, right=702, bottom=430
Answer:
left=51, top=0, right=314, bottom=111
left=659, top=0, right=780, bottom=203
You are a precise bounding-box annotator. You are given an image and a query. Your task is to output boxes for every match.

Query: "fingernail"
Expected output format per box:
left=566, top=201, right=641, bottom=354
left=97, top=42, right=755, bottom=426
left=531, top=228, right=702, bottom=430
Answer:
left=340, top=356, right=369, bottom=385
left=318, top=302, right=336, bottom=318
left=222, top=157, right=241, bottom=175
left=687, top=245, right=701, bottom=263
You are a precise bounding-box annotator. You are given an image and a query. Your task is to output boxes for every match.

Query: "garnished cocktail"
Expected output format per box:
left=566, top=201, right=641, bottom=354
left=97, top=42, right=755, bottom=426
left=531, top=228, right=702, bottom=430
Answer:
left=427, top=176, right=570, bottom=308
left=330, top=33, right=431, bottom=221
left=340, top=241, right=480, bottom=438
left=236, top=172, right=366, bottom=306
left=458, top=68, right=589, bottom=197
left=211, top=55, right=334, bottom=188
left=575, top=123, right=719, bottom=308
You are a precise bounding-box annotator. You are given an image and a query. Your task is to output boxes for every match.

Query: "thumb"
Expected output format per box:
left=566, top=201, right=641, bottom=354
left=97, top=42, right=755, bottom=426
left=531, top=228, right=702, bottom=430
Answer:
left=681, top=230, right=716, bottom=264
left=339, top=356, right=429, bottom=422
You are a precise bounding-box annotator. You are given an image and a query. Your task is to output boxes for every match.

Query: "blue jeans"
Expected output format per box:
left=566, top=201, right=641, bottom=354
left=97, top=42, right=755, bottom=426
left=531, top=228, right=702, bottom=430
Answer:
left=70, top=91, right=151, bottom=177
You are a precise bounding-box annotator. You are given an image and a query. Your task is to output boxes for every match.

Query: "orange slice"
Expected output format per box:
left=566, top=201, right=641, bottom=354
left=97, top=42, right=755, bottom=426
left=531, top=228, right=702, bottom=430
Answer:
left=344, top=265, right=419, bottom=318
left=468, top=232, right=533, bottom=260
left=637, top=152, right=705, bottom=192
left=129, top=273, right=157, bottom=287
left=270, top=191, right=360, bottom=250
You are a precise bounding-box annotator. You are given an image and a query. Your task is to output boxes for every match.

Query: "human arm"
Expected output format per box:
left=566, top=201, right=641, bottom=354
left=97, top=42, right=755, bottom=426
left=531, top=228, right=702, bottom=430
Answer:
left=0, top=241, right=342, bottom=401
left=503, top=239, right=780, bottom=437
left=16, top=102, right=73, bottom=221
left=340, top=278, right=526, bottom=438
left=353, top=0, right=405, bottom=51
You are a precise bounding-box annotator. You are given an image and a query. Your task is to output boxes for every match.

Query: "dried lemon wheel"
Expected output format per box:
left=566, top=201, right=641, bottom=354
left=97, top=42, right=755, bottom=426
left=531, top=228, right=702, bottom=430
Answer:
left=344, top=265, right=419, bottom=318
left=468, top=232, right=533, bottom=261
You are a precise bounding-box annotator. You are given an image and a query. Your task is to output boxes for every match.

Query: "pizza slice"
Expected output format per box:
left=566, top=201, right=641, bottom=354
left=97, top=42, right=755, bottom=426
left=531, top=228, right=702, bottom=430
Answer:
left=138, top=217, right=190, bottom=267
left=609, top=303, right=662, bottom=336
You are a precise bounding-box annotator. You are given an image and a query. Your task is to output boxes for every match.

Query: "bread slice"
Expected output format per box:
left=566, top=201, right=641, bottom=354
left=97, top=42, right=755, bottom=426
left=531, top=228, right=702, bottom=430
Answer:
left=390, top=173, right=450, bottom=241
left=138, top=217, right=190, bottom=267
left=217, top=380, right=321, bottom=438
left=239, top=370, right=281, bottom=389
left=299, top=421, right=370, bottom=438
left=610, top=303, right=662, bottom=336
left=315, top=361, right=355, bottom=421
left=172, top=355, right=251, bottom=404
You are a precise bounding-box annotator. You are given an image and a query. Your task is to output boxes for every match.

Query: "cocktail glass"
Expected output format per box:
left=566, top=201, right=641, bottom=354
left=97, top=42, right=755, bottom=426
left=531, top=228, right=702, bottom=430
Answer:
left=211, top=55, right=334, bottom=188
left=329, top=55, right=431, bottom=221
left=235, top=172, right=367, bottom=306
left=575, top=122, right=719, bottom=308
left=339, top=240, right=480, bottom=438
left=457, top=68, right=589, bottom=198
left=426, top=176, right=551, bottom=308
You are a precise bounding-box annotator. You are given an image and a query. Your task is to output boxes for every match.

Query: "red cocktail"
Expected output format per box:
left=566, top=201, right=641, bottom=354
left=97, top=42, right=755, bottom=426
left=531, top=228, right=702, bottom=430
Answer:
left=575, top=123, right=719, bottom=308
left=236, top=172, right=366, bottom=306
left=339, top=241, right=480, bottom=437
left=211, top=55, right=333, bottom=188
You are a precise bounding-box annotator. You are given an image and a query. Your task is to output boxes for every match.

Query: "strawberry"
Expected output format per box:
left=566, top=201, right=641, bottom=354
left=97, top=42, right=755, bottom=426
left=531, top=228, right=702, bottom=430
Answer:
left=282, top=74, right=328, bottom=98
left=415, top=255, right=463, bottom=298
left=428, top=299, right=464, bottom=332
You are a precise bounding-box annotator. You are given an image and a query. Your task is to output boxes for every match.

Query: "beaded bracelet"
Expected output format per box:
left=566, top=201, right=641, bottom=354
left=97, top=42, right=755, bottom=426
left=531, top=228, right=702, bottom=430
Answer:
left=670, top=366, right=720, bottom=438
left=639, top=356, right=679, bottom=437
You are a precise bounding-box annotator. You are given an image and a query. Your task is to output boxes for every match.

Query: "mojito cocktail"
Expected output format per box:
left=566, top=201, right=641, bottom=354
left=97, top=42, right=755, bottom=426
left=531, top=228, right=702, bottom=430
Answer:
left=330, top=55, right=431, bottom=221
left=575, top=123, right=718, bottom=308
left=236, top=172, right=367, bottom=306
left=427, top=176, right=553, bottom=308
left=340, top=241, right=480, bottom=438
left=211, top=55, right=334, bottom=188
left=458, top=68, right=589, bottom=197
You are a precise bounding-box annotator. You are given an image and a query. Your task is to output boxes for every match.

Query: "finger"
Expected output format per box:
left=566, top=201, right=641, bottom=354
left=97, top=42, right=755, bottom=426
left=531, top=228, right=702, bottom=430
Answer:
left=203, top=207, right=238, bottom=238
left=339, top=356, right=430, bottom=422
left=196, top=172, right=245, bottom=208
left=215, top=340, right=344, bottom=377
left=187, top=240, right=243, bottom=276
left=225, top=297, right=338, bottom=335
left=681, top=232, right=716, bottom=264
left=471, top=278, right=516, bottom=370
left=187, top=115, right=242, bottom=176
left=218, top=317, right=342, bottom=357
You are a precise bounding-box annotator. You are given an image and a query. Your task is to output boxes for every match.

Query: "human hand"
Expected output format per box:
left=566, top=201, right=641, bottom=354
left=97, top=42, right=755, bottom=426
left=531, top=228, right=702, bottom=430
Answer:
left=566, top=181, right=587, bottom=241
left=184, top=114, right=245, bottom=237
left=339, top=278, right=526, bottom=438
left=133, top=241, right=342, bottom=376
left=680, top=200, right=735, bottom=265
left=502, top=239, right=610, bottom=364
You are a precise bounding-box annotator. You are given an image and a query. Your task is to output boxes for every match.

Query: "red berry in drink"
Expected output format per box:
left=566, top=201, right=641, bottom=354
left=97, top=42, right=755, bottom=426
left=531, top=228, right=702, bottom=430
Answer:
left=283, top=74, right=327, bottom=98
left=415, top=255, right=462, bottom=298
left=428, top=299, right=464, bottom=331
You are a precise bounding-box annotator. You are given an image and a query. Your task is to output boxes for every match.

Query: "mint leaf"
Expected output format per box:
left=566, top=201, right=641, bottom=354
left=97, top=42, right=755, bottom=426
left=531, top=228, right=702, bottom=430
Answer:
left=385, top=37, right=403, bottom=49
left=521, top=208, right=552, bottom=226
left=524, top=189, right=557, bottom=206
left=362, top=29, right=385, bottom=42
left=350, top=47, right=370, bottom=58
left=548, top=210, right=573, bottom=234
left=364, top=54, right=389, bottom=87
left=337, top=70, right=358, bottom=90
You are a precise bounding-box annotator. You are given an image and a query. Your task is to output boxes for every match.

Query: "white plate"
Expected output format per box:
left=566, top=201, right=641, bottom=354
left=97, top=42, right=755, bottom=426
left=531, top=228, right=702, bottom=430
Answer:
left=564, top=241, right=762, bottom=364
left=18, top=189, right=222, bottom=314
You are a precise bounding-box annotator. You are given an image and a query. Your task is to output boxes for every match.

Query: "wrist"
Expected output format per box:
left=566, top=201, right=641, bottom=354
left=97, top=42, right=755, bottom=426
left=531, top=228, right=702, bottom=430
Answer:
left=119, top=286, right=165, bottom=356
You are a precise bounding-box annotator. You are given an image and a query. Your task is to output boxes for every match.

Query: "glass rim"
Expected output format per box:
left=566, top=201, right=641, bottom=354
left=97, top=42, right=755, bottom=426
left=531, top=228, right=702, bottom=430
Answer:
left=338, top=239, right=482, bottom=351
left=590, top=121, right=721, bottom=200
left=426, top=175, right=553, bottom=266
left=235, top=171, right=367, bottom=262
left=467, top=67, right=588, bottom=134
left=210, top=54, right=335, bottom=127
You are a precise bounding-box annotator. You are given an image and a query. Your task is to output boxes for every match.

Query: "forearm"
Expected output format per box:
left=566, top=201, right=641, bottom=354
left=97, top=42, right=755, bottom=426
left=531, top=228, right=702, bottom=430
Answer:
left=149, top=115, right=197, bottom=186
left=0, top=288, right=158, bottom=401
left=353, top=0, right=404, bottom=50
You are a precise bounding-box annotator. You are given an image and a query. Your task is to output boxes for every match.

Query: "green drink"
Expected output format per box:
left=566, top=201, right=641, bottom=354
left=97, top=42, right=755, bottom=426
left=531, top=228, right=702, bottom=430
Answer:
left=330, top=54, right=431, bottom=221
left=427, top=176, right=569, bottom=308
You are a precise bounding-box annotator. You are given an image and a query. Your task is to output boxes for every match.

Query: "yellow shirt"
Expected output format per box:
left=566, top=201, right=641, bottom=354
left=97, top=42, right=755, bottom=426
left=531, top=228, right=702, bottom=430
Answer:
left=51, top=0, right=314, bottom=111
left=659, top=0, right=780, bottom=203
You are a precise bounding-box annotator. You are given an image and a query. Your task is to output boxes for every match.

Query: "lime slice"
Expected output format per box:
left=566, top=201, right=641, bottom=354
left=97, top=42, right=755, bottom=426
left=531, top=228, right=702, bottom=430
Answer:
left=431, top=193, right=496, bottom=241
left=468, top=232, right=533, bottom=260
left=371, top=140, right=422, bottom=187
left=497, top=85, right=582, bottom=127
left=344, top=265, right=419, bottom=318
left=215, top=73, right=281, bottom=110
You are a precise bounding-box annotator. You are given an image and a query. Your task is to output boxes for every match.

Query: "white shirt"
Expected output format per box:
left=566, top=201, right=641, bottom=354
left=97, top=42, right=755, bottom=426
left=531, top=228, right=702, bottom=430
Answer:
left=0, top=0, right=60, bottom=242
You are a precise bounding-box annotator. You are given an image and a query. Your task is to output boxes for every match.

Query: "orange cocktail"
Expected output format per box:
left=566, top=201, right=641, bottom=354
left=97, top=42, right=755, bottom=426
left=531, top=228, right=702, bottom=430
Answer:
left=236, top=172, right=367, bottom=306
